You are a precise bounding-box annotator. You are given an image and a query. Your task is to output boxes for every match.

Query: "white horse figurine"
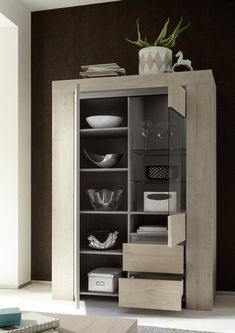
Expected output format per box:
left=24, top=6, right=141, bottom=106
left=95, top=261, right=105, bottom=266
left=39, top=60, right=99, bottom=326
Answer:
left=172, top=51, right=193, bottom=71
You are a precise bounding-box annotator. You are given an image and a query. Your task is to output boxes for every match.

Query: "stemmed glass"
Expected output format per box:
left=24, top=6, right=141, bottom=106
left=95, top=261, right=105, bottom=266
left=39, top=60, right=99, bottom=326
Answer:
left=170, top=121, right=177, bottom=137
left=155, top=121, right=166, bottom=140
left=141, top=120, right=153, bottom=149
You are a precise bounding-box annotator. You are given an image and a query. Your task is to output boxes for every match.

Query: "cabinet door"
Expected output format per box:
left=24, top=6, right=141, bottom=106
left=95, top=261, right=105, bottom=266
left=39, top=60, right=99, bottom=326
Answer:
left=168, top=213, right=185, bottom=247
left=74, top=85, right=80, bottom=307
left=52, top=82, right=78, bottom=301
left=168, top=84, right=186, bottom=230
left=168, top=83, right=186, bottom=117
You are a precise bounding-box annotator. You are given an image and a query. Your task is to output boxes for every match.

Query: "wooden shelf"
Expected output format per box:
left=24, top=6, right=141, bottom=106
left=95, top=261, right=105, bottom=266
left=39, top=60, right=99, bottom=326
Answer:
left=80, top=168, right=128, bottom=172
left=131, top=148, right=186, bottom=156
left=80, top=210, right=128, bottom=215
left=80, top=248, right=123, bottom=255
left=80, top=290, right=119, bottom=297
left=80, top=127, right=128, bottom=138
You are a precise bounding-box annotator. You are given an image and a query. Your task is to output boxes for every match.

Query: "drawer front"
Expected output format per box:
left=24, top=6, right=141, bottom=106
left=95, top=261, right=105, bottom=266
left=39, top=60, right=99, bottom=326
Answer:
left=119, top=278, right=183, bottom=311
left=123, top=243, right=184, bottom=274
left=168, top=213, right=185, bottom=247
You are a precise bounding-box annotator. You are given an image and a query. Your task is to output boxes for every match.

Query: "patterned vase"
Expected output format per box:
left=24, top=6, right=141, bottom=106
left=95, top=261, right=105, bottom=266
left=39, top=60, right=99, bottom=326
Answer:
left=139, top=46, right=172, bottom=74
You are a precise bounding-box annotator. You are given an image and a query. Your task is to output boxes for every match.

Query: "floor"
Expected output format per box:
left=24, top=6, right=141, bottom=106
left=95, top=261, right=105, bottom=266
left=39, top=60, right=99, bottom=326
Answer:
left=0, top=283, right=235, bottom=332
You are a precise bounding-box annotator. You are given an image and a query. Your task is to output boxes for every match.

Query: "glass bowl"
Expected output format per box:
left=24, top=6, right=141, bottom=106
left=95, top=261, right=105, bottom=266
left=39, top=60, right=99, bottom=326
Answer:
left=86, top=189, right=124, bottom=210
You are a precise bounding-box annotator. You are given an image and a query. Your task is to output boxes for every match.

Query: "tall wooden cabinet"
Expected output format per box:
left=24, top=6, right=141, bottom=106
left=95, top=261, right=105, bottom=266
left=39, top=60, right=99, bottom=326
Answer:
left=52, top=70, right=216, bottom=311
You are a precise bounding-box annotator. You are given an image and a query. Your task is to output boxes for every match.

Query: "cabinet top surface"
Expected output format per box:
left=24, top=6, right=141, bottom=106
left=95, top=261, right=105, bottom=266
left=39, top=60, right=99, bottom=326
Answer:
left=52, top=70, right=215, bottom=93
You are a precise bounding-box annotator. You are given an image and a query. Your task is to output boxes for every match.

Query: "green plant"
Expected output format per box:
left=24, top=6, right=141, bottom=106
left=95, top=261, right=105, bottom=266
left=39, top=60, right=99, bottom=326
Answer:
left=126, top=17, right=190, bottom=49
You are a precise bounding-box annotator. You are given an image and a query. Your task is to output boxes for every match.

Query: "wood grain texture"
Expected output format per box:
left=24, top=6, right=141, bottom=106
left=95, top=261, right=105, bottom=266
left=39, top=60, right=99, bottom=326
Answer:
left=119, top=278, right=183, bottom=311
left=45, top=313, right=137, bottom=333
left=186, top=83, right=216, bottom=310
left=168, top=83, right=186, bottom=117
left=168, top=213, right=186, bottom=247
left=52, top=83, right=77, bottom=300
left=54, top=71, right=214, bottom=95
left=123, top=243, right=184, bottom=274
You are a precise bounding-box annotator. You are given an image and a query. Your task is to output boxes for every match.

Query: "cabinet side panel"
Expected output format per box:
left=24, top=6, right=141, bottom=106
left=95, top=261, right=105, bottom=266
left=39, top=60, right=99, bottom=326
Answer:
left=52, top=85, right=74, bottom=300
left=186, top=83, right=216, bottom=310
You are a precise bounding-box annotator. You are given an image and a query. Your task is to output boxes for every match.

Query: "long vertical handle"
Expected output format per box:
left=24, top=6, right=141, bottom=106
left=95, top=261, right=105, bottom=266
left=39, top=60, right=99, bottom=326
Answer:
left=73, top=86, right=80, bottom=308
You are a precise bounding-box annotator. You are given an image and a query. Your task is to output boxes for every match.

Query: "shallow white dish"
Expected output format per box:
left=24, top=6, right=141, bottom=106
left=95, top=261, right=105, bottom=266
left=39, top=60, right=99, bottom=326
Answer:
left=86, top=115, right=123, bottom=128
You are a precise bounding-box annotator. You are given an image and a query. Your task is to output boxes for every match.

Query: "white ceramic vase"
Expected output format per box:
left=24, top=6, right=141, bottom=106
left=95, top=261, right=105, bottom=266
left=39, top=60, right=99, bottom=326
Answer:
left=139, top=46, right=172, bottom=74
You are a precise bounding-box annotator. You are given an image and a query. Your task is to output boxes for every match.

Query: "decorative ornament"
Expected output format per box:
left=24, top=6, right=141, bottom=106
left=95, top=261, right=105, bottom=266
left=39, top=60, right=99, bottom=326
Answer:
left=172, top=51, right=193, bottom=72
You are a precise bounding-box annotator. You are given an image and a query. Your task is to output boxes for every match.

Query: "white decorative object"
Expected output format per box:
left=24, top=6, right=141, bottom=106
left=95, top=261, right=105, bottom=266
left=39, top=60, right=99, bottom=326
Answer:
left=88, top=231, right=119, bottom=250
left=172, top=51, right=193, bottom=71
left=84, top=150, right=123, bottom=168
left=88, top=267, right=122, bottom=292
left=144, top=191, right=177, bottom=212
left=139, top=46, right=172, bottom=74
left=86, top=115, right=123, bottom=128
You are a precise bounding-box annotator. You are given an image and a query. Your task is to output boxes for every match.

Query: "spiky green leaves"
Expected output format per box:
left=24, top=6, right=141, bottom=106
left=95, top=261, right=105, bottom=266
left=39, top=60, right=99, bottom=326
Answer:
left=126, top=17, right=190, bottom=49
left=125, top=19, right=150, bottom=48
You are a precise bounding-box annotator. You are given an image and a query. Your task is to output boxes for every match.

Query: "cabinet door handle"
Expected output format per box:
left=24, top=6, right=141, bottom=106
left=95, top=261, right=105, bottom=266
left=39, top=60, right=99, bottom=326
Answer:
left=96, top=281, right=105, bottom=286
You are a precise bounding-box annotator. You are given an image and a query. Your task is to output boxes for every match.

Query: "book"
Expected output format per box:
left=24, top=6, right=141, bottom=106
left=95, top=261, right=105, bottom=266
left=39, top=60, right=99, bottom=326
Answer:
left=138, top=225, right=167, bottom=230
left=0, top=313, right=59, bottom=333
left=81, top=63, right=121, bottom=70
left=80, top=63, right=126, bottom=78
left=137, top=230, right=167, bottom=235
left=79, top=72, right=119, bottom=77
left=0, top=308, right=21, bottom=327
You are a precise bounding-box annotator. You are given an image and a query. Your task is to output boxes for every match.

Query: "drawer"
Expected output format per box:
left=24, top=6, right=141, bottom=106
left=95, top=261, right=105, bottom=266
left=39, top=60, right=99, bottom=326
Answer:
left=123, top=243, right=184, bottom=274
left=119, top=277, right=183, bottom=311
left=168, top=213, right=185, bottom=247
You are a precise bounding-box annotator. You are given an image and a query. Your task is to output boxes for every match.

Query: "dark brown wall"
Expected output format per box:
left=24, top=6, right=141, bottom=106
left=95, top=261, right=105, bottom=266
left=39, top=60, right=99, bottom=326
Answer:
left=32, top=0, right=235, bottom=290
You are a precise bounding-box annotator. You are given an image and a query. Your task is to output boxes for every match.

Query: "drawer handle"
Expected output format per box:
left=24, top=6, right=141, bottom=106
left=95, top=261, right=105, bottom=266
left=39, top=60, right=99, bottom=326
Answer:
left=96, top=281, right=105, bottom=286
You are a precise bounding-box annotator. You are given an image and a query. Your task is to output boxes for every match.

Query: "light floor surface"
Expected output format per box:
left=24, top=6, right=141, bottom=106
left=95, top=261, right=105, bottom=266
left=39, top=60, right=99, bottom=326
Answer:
left=0, top=283, right=235, bottom=332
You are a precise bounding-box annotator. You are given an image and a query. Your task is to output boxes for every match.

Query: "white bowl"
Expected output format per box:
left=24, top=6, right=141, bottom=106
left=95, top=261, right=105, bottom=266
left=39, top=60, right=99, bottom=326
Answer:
left=86, top=115, right=123, bottom=128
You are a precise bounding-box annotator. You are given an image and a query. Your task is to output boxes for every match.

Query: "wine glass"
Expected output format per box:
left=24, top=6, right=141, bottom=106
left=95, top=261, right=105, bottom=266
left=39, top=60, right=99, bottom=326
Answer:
left=141, top=120, right=153, bottom=149
left=155, top=121, right=166, bottom=140
left=170, top=120, right=177, bottom=137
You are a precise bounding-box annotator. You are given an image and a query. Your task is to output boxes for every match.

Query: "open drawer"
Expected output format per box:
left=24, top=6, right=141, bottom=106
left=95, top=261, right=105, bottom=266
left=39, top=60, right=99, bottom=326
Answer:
left=123, top=243, right=184, bottom=274
left=119, top=277, right=183, bottom=311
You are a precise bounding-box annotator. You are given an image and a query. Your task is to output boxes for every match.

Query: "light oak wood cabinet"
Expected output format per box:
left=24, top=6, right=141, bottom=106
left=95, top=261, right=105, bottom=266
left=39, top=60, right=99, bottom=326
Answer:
left=52, top=70, right=216, bottom=311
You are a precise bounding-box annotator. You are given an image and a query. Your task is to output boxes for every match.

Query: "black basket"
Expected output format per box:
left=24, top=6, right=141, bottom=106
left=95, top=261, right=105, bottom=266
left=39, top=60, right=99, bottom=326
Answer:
left=145, top=165, right=177, bottom=180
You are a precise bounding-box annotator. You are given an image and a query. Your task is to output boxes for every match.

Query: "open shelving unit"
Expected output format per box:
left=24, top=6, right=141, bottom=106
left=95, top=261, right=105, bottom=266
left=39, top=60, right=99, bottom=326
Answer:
left=79, top=96, right=128, bottom=297
left=78, top=89, right=186, bottom=302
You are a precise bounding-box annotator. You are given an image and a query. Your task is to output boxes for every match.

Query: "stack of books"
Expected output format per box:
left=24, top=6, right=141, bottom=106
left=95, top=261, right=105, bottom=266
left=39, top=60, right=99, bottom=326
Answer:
left=80, top=63, right=126, bottom=78
left=136, top=225, right=167, bottom=236
left=0, top=309, right=59, bottom=333
left=130, top=225, right=168, bottom=244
